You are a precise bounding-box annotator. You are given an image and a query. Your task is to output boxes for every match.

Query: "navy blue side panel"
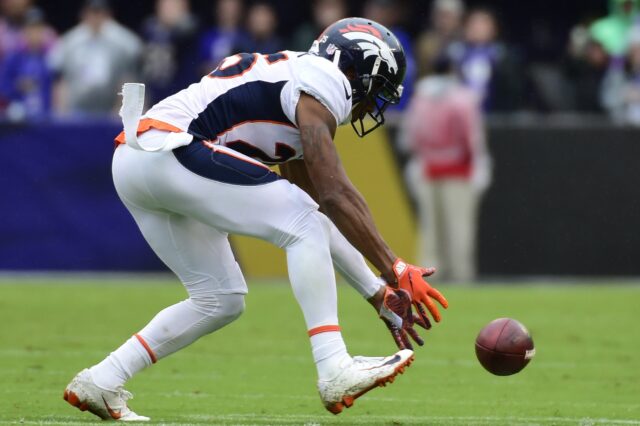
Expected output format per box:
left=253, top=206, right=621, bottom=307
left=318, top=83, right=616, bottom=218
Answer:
left=264, top=52, right=288, bottom=64
left=225, top=140, right=296, bottom=165
left=187, top=80, right=293, bottom=140
left=173, top=141, right=280, bottom=186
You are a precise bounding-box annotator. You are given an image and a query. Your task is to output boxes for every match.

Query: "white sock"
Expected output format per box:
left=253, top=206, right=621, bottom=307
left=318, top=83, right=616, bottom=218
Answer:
left=280, top=212, right=352, bottom=381
left=88, top=294, right=244, bottom=391
left=89, top=335, right=153, bottom=391
left=310, top=331, right=350, bottom=381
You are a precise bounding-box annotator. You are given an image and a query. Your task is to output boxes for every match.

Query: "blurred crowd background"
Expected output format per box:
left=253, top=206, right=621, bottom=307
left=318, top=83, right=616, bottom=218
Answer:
left=2, top=0, right=640, bottom=122
left=2, top=0, right=639, bottom=279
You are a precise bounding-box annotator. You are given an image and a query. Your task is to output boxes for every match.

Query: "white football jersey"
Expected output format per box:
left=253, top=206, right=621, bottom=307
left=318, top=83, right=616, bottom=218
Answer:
left=144, top=51, right=352, bottom=165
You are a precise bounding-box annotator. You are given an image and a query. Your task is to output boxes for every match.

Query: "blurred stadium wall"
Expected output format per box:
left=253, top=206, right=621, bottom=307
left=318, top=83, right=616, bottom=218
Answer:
left=0, top=122, right=416, bottom=275
left=2, top=119, right=640, bottom=277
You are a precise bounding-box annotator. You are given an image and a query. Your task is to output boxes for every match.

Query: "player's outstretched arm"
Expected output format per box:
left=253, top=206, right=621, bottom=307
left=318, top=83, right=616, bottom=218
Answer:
left=296, top=93, right=397, bottom=282
left=295, top=93, right=448, bottom=341
left=281, top=139, right=429, bottom=350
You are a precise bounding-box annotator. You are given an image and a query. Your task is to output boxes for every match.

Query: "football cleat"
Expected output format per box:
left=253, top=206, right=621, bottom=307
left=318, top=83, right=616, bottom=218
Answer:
left=317, top=349, right=414, bottom=414
left=63, top=369, right=149, bottom=422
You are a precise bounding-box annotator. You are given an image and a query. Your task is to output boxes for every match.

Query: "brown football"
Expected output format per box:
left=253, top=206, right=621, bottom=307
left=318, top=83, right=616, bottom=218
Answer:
left=475, top=318, right=535, bottom=376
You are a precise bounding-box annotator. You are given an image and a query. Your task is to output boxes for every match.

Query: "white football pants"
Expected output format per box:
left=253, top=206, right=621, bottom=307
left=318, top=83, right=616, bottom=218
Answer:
left=109, top=135, right=382, bottom=365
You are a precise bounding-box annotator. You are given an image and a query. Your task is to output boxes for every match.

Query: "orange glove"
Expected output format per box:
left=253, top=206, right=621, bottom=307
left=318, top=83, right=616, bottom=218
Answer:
left=392, top=258, right=449, bottom=327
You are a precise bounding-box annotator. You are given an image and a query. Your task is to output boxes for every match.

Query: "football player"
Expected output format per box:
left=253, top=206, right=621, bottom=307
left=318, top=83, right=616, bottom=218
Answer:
left=63, top=17, right=448, bottom=421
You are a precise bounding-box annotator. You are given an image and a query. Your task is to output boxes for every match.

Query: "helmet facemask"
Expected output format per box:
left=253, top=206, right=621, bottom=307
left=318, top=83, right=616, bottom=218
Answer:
left=349, top=56, right=404, bottom=137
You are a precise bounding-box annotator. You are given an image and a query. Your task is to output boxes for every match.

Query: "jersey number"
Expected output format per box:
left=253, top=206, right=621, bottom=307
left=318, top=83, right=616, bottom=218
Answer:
left=209, top=52, right=289, bottom=79
left=208, top=52, right=295, bottom=164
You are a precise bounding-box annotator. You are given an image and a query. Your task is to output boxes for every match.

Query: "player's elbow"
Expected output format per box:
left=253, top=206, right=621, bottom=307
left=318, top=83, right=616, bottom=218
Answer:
left=318, top=188, right=351, bottom=214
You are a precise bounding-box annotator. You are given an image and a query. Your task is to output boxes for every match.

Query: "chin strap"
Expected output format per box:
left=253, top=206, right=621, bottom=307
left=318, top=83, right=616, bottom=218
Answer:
left=332, top=49, right=342, bottom=66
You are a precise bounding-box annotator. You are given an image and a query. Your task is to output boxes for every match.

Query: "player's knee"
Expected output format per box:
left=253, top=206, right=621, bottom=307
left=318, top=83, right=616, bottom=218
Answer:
left=280, top=210, right=330, bottom=248
left=314, top=212, right=333, bottom=232
left=188, top=293, right=244, bottom=335
left=217, top=294, right=245, bottom=325
left=189, top=290, right=244, bottom=316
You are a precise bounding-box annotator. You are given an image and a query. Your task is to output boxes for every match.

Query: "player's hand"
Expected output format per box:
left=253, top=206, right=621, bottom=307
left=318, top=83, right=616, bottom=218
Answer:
left=378, top=286, right=429, bottom=350
left=392, top=258, right=449, bottom=327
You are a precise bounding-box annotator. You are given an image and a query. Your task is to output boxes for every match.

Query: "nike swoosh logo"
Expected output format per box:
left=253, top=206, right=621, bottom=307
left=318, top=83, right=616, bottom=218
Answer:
left=381, top=354, right=402, bottom=366
left=102, top=396, right=123, bottom=420
left=363, top=354, right=403, bottom=370
left=343, top=82, right=352, bottom=100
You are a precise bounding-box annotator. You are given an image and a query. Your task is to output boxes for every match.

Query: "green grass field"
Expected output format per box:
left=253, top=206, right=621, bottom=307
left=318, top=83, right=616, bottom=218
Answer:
left=1, top=276, right=639, bottom=425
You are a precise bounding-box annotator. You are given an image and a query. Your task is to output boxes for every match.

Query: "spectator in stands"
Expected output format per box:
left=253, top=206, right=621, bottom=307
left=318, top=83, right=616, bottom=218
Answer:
left=363, top=0, right=415, bottom=110
left=290, top=0, right=347, bottom=52
left=562, top=29, right=610, bottom=113
left=445, top=8, right=524, bottom=112
left=602, top=26, right=640, bottom=124
left=0, top=7, right=54, bottom=120
left=0, top=0, right=55, bottom=114
left=0, top=0, right=48, bottom=60
left=0, top=0, right=30, bottom=63
left=400, top=58, right=491, bottom=283
left=48, top=0, right=141, bottom=116
left=590, top=0, right=640, bottom=57
left=233, top=2, right=283, bottom=54
left=198, top=0, right=246, bottom=75
left=415, top=0, right=464, bottom=79
left=141, top=0, right=200, bottom=105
